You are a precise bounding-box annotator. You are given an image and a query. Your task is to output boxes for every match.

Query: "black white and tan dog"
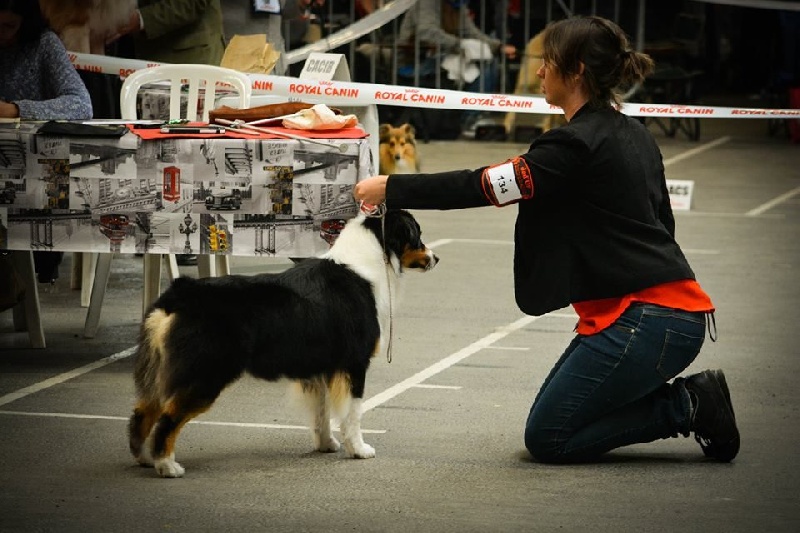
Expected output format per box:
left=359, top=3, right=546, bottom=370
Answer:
left=128, top=209, right=438, bottom=478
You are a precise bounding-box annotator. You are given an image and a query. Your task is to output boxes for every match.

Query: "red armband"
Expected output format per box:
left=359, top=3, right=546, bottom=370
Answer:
left=480, top=156, right=534, bottom=206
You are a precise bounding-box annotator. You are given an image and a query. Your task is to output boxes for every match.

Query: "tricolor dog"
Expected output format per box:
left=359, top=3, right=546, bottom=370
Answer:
left=128, top=210, right=438, bottom=478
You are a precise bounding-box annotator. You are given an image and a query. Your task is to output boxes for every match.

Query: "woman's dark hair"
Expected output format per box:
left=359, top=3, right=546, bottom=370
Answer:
left=0, top=0, right=48, bottom=45
left=542, top=15, right=654, bottom=108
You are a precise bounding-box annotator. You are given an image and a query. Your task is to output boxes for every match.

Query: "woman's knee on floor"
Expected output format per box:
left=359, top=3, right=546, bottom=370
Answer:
left=524, top=424, right=569, bottom=464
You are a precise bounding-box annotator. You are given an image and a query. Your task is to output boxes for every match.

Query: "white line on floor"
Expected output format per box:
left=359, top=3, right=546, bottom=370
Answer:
left=0, top=346, right=137, bottom=408
left=483, top=346, right=530, bottom=351
left=746, top=185, right=800, bottom=217
left=0, top=410, right=386, bottom=434
left=362, top=315, right=539, bottom=413
left=412, top=384, right=462, bottom=390
left=663, top=136, right=730, bottom=167
left=431, top=239, right=719, bottom=254
left=682, top=249, right=720, bottom=254
left=434, top=238, right=513, bottom=246
left=676, top=211, right=783, bottom=218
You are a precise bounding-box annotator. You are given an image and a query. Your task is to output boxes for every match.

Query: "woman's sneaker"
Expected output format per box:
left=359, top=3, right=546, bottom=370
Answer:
left=685, top=369, right=740, bottom=462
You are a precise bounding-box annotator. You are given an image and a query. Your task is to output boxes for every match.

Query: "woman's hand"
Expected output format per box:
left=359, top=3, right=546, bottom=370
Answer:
left=0, top=101, right=20, bottom=118
left=353, top=175, right=388, bottom=205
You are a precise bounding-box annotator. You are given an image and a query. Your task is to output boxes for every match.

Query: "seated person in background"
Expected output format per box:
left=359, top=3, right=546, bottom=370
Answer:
left=0, top=0, right=93, bottom=120
left=397, top=0, right=516, bottom=131
left=0, top=0, right=92, bottom=285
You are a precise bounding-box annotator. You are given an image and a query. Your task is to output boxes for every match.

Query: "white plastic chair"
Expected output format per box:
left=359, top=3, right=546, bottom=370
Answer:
left=83, top=64, right=252, bottom=338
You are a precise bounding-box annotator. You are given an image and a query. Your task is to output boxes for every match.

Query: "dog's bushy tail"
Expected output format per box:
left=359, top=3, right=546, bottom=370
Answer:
left=129, top=308, right=175, bottom=460
left=134, top=309, right=174, bottom=402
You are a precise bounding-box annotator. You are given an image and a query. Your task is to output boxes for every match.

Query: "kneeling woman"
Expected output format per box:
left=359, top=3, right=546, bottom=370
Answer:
left=354, top=15, right=739, bottom=463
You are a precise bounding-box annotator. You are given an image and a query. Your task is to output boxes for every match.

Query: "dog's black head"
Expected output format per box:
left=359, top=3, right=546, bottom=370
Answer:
left=363, top=209, right=439, bottom=272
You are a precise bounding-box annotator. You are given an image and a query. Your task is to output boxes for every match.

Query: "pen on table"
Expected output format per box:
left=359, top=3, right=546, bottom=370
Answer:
left=160, top=126, right=225, bottom=134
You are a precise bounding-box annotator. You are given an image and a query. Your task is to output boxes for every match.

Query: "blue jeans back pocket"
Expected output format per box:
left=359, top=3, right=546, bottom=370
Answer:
left=657, top=314, right=705, bottom=380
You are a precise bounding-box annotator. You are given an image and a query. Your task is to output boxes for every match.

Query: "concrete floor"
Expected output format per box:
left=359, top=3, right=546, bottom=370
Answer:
left=1, top=117, right=799, bottom=532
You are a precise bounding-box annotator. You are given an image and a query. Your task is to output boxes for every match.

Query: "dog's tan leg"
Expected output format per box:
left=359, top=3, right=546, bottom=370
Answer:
left=302, top=379, right=340, bottom=452
left=150, top=396, right=212, bottom=478
left=128, top=400, right=162, bottom=467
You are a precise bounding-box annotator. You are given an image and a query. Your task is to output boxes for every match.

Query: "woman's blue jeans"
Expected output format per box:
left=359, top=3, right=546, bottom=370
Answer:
left=525, top=303, right=706, bottom=463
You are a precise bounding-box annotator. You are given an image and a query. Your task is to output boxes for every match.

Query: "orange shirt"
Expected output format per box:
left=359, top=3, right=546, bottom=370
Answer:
left=573, top=279, right=714, bottom=335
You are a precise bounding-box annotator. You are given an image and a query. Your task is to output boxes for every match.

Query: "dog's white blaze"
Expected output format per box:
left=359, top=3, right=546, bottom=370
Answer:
left=485, top=161, right=523, bottom=204
left=322, top=214, right=399, bottom=360
left=392, top=158, right=417, bottom=174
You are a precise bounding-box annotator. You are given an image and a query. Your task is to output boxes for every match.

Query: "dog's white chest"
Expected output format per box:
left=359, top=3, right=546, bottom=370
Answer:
left=393, top=158, right=417, bottom=174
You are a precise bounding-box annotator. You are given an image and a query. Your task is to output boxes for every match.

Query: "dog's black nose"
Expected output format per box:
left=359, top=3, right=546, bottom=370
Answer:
left=424, top=252, right=439, bottom=271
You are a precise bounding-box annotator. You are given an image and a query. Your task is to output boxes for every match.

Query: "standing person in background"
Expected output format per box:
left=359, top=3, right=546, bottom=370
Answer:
left=355, top=16, right=740, bottom=464
left=220, top=0, right=325, bottom=76
left=117, top=0, right=226, bottom=65
left=115, top=0, right=227, bottom=266
left=0, top=0, right=92, bottom=120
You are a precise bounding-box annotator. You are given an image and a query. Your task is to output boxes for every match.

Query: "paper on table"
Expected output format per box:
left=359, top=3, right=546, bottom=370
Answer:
left=282, top=104, right=358, bottom=130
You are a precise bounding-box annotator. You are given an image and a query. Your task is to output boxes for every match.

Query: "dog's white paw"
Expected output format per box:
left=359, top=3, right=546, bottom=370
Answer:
left=317, top=435, right=341, bottom=453
left=346, top=442, right=376, bottom=459
left=154, top=457, right=185, bottom=478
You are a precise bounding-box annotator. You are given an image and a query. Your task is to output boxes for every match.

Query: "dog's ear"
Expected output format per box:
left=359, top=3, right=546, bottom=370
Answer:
left=379, top=123, right=392, bottom=142
left=402, top=123, right=416, bottom=142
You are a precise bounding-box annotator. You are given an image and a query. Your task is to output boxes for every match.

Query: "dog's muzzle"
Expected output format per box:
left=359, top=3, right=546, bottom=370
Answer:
left=401, top=248, right=439, bottom=271
left=422, top=249, right=439, bottom=271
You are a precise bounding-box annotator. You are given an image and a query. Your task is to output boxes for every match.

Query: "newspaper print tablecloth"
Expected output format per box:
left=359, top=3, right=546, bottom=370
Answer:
left=0, top=122, right=373, bottom=258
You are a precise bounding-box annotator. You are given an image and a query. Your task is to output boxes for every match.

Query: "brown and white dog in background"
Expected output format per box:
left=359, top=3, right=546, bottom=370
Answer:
left=39, top=0, right=137, bottom=54
left=379, top=123, right=420, bottom=175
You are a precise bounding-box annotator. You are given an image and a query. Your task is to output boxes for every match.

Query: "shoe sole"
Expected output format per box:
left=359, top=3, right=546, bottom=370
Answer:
left=703, top=369, right=740, bottom=461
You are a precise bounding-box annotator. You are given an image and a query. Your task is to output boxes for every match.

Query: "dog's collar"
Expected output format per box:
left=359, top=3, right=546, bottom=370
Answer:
left=359, top=201, right=386, bottom=218
left=359, top=201, right=390, bottom=265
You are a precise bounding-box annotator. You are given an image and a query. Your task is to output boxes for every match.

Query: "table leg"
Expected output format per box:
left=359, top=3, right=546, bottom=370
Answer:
left=80, top=253, right=97, bottom=307
left=83, top=253, right=114, bottom=339
left=10, top=251, right=46, bottom=349
left=142, top=253, right=162, bottom=316
left=197, top=255, right=215, bottom=278
left=215, top=255, right=230, bottom=276
left=166, top=254, right=179, bottom=282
